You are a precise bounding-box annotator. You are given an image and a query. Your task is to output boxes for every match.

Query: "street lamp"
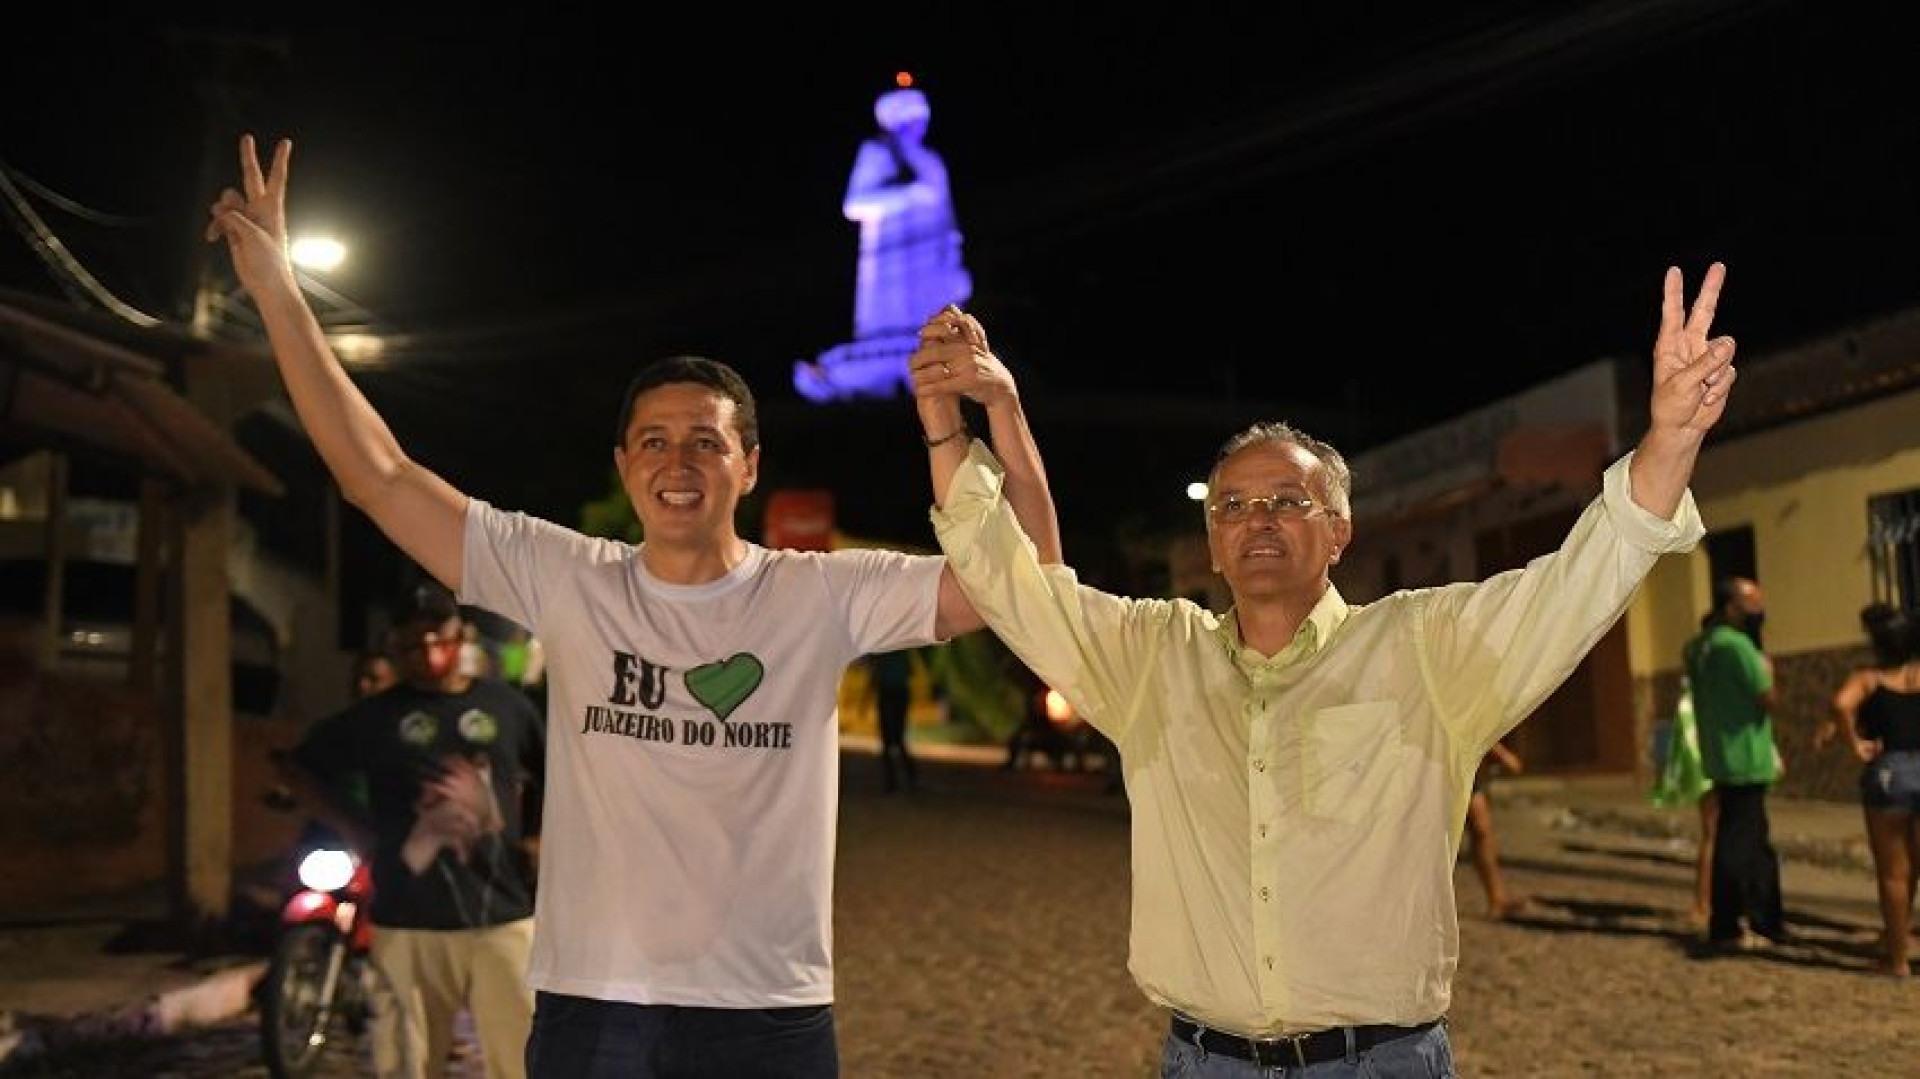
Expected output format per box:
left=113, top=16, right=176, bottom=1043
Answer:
left=279, top=235, right=382, bottom=365
left=289, top=235, right=346, bottom=272
left=195, top=233, right=355, bottom=335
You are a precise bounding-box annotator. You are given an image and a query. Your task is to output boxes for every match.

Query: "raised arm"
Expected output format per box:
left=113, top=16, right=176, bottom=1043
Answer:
left=1416, top=264, right=1730, bottom=754
left=910, top=307, right=1061, bottom=557
left=1629, top=262, right=1737, bottom=518
left=908, top=306, right=1063, bottom=638
left=205, top=135, right=468, bottom=588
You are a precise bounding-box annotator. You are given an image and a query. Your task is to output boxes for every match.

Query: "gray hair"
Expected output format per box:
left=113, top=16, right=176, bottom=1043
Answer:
left=1207, top=422, right=1352, bottom=518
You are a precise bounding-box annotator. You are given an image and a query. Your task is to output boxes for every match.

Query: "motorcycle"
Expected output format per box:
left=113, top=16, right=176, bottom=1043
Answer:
left=258, top=834, right=397, bottom=1078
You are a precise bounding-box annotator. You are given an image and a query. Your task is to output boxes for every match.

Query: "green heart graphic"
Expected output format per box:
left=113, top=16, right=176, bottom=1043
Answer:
left=685, top=653, right=765, bottom=722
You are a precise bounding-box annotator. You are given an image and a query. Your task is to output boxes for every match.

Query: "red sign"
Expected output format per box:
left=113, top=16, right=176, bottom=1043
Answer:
left=763, top=489, right=836, bottom=551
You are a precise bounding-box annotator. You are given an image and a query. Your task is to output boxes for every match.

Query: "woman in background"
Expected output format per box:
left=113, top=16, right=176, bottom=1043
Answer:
left=1467, top=739, right=1530, bottom=920
left=1829, top=602, right=1920, bottom=976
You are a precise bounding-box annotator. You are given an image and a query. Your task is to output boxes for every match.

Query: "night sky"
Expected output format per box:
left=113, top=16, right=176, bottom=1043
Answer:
left=7, top=5, right=1919, bottom=558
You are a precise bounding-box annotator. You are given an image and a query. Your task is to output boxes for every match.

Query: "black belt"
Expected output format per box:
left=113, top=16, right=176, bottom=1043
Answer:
left=1170, top=1014, right=1442, bottom=1068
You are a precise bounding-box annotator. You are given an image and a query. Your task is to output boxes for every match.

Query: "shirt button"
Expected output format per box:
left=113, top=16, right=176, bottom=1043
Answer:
left=1260, top=887, right=1271, bottom=901
left=1265, top=956, right=1275, bottom=970
left=1252, top=759, right=1266, bottom=772
left=1258, top=824, right=1269, bottom=838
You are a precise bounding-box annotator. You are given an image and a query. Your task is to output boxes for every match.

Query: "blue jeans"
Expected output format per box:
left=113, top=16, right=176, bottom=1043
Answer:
left=1160, top=1020, right=1455, bottom=1078
left=1862, top=749, right=1920, bottom=813
left=527, top=992, right=837, bottom=1079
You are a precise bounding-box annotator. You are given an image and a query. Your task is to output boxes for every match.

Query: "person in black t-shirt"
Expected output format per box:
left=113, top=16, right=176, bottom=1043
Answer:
left=868, top=647, right=919, bottom=793
left=287, top=581, right=544, bottom=1079
left=1825, top=602, right=1920, bottom=976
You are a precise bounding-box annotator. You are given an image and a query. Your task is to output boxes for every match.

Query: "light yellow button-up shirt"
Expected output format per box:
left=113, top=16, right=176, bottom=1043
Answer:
left=932, top=441, right=1702, bottom=1036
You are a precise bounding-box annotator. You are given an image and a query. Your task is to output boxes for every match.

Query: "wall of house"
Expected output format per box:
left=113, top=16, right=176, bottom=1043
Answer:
left=0, top=620, right=311, bottom=918
left=1627, top=385, right=1920, bottom=800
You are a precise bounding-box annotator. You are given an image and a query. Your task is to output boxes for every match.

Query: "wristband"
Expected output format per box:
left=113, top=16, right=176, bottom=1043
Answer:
left=923, top=423, right=969, bottom=448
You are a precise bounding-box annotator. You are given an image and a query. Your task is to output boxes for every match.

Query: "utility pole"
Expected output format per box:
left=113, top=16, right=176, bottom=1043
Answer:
left=161, top=27, right=289, bottom=936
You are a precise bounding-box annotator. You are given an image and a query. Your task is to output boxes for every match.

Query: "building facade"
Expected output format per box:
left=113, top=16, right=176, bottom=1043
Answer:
left=1177, top=308, right=1920, bottom=801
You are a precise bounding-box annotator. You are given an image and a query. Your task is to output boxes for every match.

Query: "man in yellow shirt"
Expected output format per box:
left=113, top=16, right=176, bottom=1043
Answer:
left=908, top=265, right=1735, bottom=1075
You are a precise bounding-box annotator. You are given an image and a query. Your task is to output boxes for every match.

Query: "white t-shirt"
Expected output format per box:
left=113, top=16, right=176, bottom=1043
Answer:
left=460, top=500, right=945, bottom=1007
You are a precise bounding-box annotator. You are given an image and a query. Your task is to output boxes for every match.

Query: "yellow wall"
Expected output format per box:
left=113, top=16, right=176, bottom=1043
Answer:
left=1628, top=386, right=1920, bottom=674
left=1626, top=551, right=1698, bottom=675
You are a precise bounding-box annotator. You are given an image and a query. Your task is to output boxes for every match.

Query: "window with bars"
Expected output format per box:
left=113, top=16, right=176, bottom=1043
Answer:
left=1868, top=488, right=1920, bottom=613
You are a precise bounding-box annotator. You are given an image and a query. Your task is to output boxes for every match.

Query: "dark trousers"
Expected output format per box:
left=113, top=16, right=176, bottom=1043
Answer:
left=876, top=684, right=915, bottom=792
left=528, top=992, right=838, bottom=1079
left=1708, top=781, right=1786, bottom=941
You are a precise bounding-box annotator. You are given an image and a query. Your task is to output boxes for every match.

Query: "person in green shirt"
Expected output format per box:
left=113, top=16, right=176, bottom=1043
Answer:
left=1682, top=575, right=1786, bottom=948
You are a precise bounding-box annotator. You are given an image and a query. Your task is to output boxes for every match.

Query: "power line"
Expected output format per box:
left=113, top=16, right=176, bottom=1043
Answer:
left=0, top=165, right=162, bottom=327
left=0, top=160, right=151, bottom=227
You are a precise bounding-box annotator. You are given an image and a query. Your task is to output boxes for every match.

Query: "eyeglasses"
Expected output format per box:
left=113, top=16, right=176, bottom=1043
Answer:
left=1206, top=492, right=1327, bottom=523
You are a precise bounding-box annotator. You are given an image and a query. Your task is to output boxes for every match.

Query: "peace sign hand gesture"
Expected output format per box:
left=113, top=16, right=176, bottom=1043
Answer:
left=203, top=134, right=296, bottom=295
left=1649, top=262, right=1737, bottom=437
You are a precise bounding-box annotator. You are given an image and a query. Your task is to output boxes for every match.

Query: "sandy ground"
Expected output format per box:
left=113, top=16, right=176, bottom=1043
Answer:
left=832, top=757, right=1911, bottom=1078
left=6, top=754, right=1910, bottom=1077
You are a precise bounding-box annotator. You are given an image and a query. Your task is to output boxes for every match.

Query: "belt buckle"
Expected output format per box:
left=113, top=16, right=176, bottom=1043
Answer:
left=1183, top=1016, right=1313, bottom=1068
left=1275, top=1031, right=1311, bottom=1069
left=1247, top=1031, right=1311, bottom=1068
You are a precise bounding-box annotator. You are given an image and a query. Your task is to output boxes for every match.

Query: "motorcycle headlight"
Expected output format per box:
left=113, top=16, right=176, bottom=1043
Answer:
left=297, top=849, right=356, bottom=893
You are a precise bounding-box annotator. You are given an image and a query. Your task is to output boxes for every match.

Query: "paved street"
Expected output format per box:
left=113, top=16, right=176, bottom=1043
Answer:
left=5, top=753, right=1910, bottom=1077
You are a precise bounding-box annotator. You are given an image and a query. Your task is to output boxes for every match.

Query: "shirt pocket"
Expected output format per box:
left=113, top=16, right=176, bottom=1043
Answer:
left=1304, top=701, right=1405, bottom=824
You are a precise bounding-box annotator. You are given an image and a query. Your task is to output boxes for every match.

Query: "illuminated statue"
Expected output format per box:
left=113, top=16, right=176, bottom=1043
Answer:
left=796, top=80, right=973, bottom=402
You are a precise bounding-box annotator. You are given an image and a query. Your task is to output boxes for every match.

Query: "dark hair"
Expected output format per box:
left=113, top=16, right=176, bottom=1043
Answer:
left=1861, top=602, right=1918, bottom=668
left=1710, top=576, right=1746, bottom=613
left=351, top=649, right=396, bottom=694
left=1709, top=575, right=1764, bottom=624
left=395, top=580, right=460, bottom=629
left=613, top=355, right=760, bottom=452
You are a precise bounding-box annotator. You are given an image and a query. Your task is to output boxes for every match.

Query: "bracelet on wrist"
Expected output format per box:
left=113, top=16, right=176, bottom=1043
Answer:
left=923, top=423, right=970, bottom=448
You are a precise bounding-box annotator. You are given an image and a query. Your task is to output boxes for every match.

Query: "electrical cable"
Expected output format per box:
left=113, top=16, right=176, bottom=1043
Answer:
left=0, top=166, right=162, bottom=326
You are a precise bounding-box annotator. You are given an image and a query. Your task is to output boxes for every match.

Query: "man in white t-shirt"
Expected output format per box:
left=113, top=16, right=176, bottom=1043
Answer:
left=209, top=135, right=1059, bottom=1078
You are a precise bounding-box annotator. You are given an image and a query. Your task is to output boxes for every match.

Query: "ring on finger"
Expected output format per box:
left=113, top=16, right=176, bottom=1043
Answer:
left=941, top=361, right=953, bottom=376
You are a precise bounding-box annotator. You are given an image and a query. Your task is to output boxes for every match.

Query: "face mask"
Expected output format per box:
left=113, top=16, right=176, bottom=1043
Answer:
left=424, top=640, right=463, bottom=679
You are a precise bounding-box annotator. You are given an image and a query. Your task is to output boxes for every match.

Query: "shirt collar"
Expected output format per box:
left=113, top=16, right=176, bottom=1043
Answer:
left=1216, top=585, right=1351, bottom=671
